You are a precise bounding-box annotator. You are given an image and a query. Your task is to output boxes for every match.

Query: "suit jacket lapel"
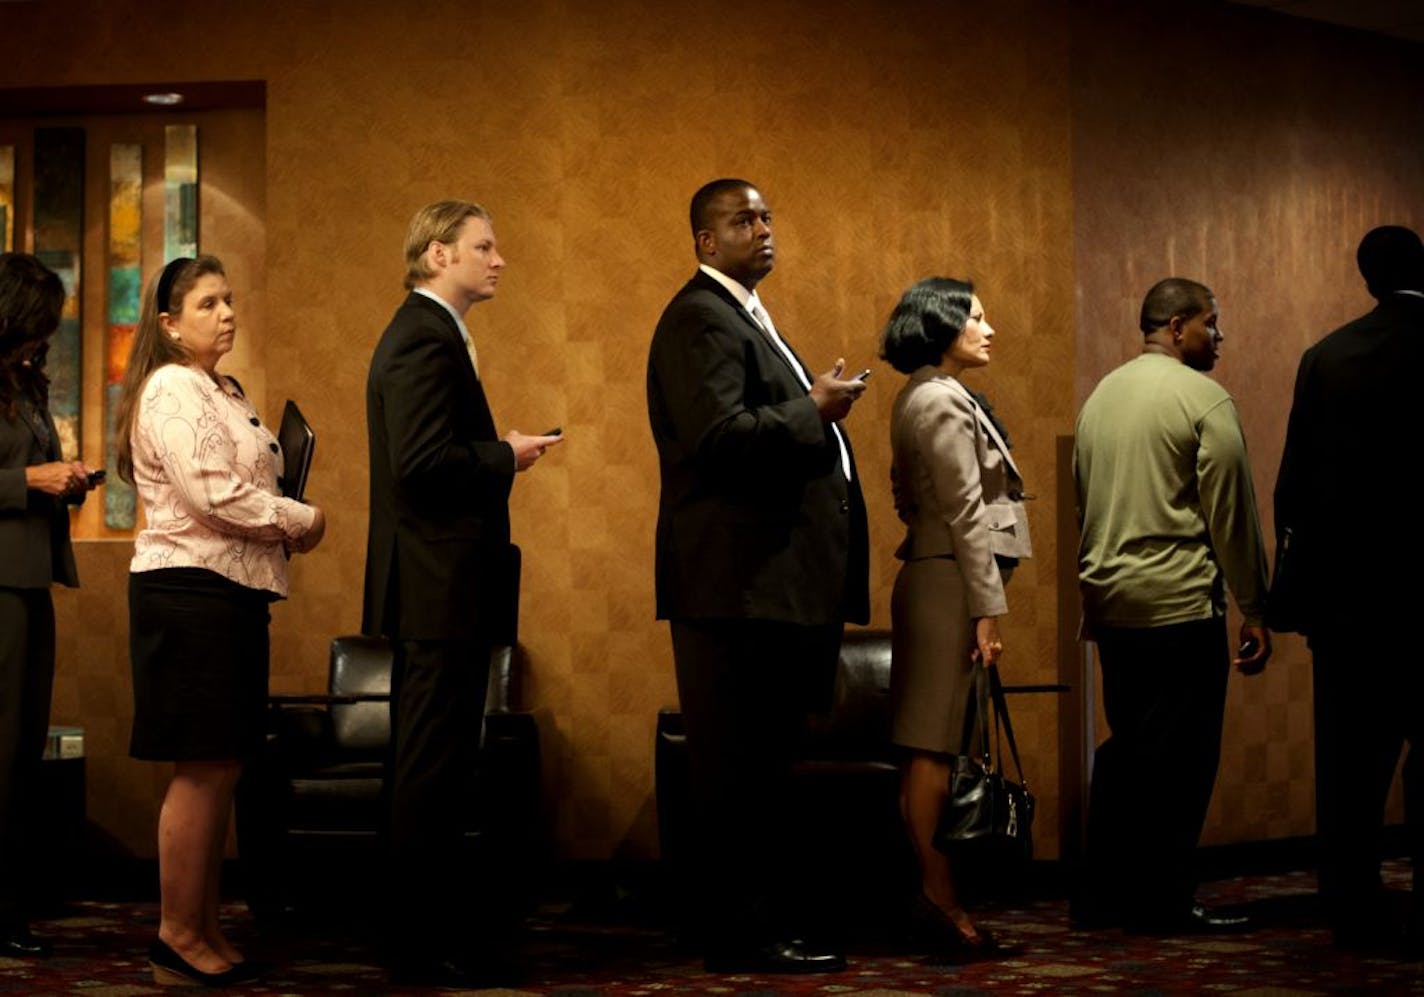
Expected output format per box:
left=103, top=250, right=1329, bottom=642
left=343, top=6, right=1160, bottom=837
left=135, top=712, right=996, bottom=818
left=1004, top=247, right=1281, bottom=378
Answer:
left=940, top=374, right=1022, bottom=481
left=690, top=271, right=811, bottom=388
left=406, top=292, right=481, bottom=388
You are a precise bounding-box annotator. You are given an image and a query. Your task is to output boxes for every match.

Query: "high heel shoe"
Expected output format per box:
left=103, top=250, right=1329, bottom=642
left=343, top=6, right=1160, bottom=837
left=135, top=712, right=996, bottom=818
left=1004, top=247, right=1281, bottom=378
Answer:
left=911, top=894, right=1015, bottom=964
left=149, top=939, right=262, bottom=987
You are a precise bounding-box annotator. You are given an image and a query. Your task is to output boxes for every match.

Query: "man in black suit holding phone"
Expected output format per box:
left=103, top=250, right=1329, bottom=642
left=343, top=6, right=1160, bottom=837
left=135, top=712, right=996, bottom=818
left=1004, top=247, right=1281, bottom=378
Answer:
left=646, top=179, right=870, bottom=973
left=1274, top=225, right=1424, bottom=953
left=364, top=200, right=561, bottom=986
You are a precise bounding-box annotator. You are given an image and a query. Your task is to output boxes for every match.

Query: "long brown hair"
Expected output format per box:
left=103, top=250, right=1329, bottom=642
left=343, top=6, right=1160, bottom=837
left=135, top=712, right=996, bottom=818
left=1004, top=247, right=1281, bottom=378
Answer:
left=0, top=252, right=65, bottom=420
left=114, top=255, right=226, bottom=483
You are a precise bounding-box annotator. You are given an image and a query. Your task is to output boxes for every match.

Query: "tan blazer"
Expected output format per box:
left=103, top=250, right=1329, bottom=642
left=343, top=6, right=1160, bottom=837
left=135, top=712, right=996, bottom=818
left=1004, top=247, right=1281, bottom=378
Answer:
left=890, top=367, right=1031, bottom=618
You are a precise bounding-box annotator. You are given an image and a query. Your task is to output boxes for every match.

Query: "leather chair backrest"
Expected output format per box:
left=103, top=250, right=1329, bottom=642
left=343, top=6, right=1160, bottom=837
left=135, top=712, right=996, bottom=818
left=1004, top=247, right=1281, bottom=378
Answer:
left=803, top=628, right=894, bottom=758
left=329, top=635, right=395, bottom=755
left=327, top=636, right=520, bottom=754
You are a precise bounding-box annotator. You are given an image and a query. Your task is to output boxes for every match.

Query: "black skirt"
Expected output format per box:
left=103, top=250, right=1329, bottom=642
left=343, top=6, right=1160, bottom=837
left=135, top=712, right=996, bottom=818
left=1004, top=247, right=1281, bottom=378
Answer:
left=128, top=567, right=273, bottom=761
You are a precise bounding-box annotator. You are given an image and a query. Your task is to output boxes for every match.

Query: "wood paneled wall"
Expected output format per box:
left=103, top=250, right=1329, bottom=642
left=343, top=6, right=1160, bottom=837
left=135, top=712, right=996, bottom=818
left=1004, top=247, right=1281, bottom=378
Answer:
left=3, top=0, right=1420, bottom=860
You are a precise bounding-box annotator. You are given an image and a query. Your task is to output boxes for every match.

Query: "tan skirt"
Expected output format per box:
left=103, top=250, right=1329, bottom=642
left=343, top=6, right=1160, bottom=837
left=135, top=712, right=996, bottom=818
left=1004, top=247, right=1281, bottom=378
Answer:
left=890, top=556, right=1010, bottom=755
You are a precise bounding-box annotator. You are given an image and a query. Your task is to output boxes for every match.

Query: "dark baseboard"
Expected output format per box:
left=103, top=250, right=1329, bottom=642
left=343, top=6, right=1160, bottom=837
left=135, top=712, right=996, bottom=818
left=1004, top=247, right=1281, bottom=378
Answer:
left=46, top=827, right=1411, bottom=911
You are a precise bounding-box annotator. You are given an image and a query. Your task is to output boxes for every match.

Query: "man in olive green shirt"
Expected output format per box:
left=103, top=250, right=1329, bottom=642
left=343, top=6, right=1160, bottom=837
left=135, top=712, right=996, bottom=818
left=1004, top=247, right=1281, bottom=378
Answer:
left=1073, top=277, right=1271, bottom=934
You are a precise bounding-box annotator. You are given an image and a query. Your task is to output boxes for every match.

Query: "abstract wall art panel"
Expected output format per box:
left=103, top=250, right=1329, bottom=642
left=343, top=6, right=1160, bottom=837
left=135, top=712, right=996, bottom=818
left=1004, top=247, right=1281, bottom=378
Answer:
left=105, top=143, right=142, bottom=529
left=33, top=127, right=84, bottom=460
left=164, top=124, right=198, bottom=260
left=0, top=145, right=13, bottom=251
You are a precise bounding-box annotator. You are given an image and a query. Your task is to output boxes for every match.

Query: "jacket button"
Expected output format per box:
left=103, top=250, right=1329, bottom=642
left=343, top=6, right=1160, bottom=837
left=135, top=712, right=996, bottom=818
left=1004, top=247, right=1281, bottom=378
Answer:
left=839, top=499, right=849, bottom=513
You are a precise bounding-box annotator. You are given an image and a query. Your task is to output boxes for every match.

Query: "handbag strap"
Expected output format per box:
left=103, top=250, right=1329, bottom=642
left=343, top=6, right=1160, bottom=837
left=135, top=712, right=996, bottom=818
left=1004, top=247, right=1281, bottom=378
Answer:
left=986, top=663, right=1029, bottom=787
left=959, top=662, right=993, bottom=761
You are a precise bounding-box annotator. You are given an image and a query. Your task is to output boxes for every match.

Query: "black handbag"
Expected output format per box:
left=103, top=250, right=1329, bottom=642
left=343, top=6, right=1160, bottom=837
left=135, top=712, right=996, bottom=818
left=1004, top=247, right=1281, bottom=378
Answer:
left=933, top=662, right=1035, bottom=872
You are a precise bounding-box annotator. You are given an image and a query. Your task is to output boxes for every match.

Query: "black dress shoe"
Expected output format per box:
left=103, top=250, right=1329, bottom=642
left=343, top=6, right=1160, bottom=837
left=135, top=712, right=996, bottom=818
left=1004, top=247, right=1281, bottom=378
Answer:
left=1, top=929, right=52, bottom=958
left=704, top=939, right=846, bottom=974
left=1128, top=904, right=1252, bottom=935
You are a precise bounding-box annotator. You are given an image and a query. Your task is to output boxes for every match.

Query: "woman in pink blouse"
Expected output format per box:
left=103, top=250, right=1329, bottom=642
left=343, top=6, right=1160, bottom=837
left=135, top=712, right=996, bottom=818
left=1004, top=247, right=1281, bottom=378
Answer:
left=115, top=256, right=326, bottom=986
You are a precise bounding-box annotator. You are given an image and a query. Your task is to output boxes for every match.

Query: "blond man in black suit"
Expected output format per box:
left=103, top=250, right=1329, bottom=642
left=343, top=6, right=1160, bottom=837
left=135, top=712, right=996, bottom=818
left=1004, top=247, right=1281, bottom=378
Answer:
left=364, top=201, right=561, bottom=987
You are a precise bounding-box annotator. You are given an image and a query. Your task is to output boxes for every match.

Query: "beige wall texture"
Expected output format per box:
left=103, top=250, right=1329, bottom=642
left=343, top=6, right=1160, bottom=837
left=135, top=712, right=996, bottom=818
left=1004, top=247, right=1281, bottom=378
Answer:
left=2, top=0, right=1420, bottom=862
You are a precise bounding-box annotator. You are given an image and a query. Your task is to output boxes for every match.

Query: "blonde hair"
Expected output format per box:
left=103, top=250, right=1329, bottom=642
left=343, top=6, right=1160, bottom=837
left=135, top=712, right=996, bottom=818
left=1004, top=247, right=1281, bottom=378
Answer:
left=114, top=255, right=225, bottom=483
left=403, top=200, right=490, bottom=290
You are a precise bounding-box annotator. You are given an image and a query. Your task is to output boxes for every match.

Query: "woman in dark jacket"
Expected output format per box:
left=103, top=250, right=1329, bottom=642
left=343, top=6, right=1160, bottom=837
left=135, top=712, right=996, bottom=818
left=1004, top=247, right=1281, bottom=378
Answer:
left=0, top=253, right=97, bottom=958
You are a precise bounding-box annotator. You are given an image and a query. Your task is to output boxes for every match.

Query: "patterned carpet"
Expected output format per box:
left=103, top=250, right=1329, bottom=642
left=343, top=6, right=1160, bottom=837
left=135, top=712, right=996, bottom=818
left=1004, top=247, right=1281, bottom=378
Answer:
left=3, top=863, right=1419, bottom=995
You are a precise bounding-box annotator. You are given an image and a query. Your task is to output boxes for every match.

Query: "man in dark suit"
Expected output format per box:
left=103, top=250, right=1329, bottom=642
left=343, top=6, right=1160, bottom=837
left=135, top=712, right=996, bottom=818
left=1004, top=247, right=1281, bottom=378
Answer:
left=1274, top=225, right=1424, bottom=953
left=364, top=200, right=561, bottom=986
left=646, top=178, right=870, bottom=973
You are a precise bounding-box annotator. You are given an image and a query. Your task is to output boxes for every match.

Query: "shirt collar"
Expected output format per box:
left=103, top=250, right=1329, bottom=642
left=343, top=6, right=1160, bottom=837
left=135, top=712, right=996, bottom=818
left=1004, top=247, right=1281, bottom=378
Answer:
left=412, top=286, right=472, bottom=345
left=699, top=263, right=758, bottom=314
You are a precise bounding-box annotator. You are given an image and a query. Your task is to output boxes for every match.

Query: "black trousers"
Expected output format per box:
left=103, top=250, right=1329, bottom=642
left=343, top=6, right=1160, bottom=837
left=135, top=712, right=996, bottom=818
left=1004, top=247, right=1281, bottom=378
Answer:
left=388, top=637, right=491, bottom=962
left=0, top=587, right=55, bottom=931
left=670, top=618, right=841, bottom=952
left=1311, top=624, right=1423, bottom=929
left=1082, top=617, right=1230, bottom=925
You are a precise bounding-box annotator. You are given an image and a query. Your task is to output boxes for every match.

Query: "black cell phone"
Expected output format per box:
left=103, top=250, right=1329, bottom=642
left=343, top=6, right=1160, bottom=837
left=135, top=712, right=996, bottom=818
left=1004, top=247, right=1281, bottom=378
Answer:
left=86, top=469, right=106, bottom=486
left=1238, top=637, right=1259, bottom=657
left=854, top=368, right=872, bottom=381
left=543, top=427, right=563, bottom=437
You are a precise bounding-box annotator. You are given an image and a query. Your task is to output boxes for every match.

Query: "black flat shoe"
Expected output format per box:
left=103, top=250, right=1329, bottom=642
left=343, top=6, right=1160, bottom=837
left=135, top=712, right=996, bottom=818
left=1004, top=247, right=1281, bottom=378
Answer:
left=704, top=939, right=846, bottom=974
left=149, top=939, right=257, bottom=987
left=1, top=929, right=52, bottom=958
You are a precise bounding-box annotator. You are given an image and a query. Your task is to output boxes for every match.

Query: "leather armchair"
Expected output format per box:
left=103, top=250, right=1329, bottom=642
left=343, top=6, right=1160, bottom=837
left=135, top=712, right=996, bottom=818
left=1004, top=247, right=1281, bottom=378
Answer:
left=655, top=628, right=916, bottom=942
left=236, top=635, right=541, bottom=917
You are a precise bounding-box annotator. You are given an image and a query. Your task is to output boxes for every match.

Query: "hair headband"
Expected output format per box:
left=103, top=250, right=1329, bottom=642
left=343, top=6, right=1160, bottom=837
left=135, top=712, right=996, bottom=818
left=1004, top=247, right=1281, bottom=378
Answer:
left=156, top=257, right=194, bottom=313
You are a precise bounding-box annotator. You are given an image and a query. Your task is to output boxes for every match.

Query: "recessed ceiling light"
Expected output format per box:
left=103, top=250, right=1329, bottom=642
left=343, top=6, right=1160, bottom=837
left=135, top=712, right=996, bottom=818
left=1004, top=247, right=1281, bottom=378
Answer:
left=142, top=92, right=185, bottom=106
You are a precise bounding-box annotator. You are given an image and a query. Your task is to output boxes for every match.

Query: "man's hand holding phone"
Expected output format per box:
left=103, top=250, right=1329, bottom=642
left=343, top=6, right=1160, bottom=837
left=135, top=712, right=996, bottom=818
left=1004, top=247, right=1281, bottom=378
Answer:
left=1233, top=625, right=1271, bottom=675
left=809, top=359, right=869, bottom=423
left=506, top=428, right=565, bottom=471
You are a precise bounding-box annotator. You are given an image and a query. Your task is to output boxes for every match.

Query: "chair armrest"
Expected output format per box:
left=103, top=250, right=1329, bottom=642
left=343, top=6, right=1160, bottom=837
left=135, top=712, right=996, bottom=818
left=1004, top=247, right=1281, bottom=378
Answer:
left=656, top=707, right=685, bottom=739
left=267, top=693, right=391, bottom=707
left=485, top=709, right=537, bottom=750
left=655, top=707, right=690, bottom=864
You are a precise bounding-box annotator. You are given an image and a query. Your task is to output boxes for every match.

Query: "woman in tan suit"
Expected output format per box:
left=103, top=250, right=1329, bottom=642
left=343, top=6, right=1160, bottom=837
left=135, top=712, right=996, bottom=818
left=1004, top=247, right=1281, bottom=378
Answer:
left=881, top=277, right=1032, bottom=961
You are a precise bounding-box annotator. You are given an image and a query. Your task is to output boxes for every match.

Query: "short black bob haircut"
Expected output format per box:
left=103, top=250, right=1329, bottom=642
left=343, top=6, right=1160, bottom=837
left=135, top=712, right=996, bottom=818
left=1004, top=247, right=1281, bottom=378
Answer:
left=880, top=276, right=975, bottom=374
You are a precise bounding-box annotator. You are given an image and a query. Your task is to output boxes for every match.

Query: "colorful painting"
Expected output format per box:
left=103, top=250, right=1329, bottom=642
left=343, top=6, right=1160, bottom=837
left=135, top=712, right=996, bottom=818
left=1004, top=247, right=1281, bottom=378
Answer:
left=0, top=145, right=13, bottom=252
left=33, top=128, right=84, bottom=460
left=164, top=125, right=198, bottom=260
left=105, top=143, right=142, bottom=529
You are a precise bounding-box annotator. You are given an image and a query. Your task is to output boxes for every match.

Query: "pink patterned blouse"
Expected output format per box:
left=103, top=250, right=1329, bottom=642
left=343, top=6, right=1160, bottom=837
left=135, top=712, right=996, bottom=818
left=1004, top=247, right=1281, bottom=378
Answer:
left=129, top=363, right=316, bottom=597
